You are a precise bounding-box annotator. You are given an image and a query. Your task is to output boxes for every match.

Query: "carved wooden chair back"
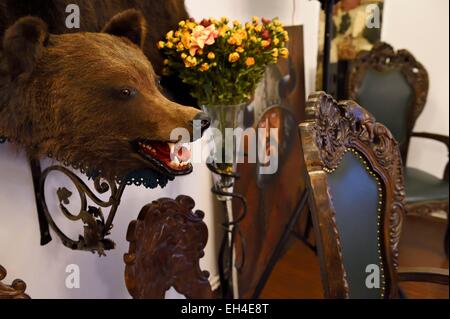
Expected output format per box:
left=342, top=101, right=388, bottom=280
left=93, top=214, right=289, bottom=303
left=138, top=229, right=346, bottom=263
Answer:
left=124, top=195, right=213, bottom=299
left=299, top=92, right=405, bottom=298
left=0, top=265, right=30, bottom=299
left=347, top=42, right=428, bottom=163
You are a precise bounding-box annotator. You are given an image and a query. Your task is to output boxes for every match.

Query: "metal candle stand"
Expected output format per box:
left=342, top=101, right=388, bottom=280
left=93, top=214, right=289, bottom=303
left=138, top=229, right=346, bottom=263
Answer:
left=207, top=162, right=247, bottom=299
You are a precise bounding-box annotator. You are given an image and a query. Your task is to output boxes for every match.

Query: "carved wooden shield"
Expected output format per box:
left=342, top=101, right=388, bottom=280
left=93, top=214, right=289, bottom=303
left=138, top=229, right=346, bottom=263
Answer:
left=233, top=26, right=307, bottom=298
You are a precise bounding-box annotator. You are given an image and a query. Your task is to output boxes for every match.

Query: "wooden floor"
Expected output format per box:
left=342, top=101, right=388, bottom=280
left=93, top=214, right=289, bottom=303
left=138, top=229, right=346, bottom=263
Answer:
left=260, top=214, right=449, bottom=299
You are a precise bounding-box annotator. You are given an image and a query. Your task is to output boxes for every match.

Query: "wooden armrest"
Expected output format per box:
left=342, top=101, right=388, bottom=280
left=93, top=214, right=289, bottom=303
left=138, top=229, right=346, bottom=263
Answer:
left=411, top=132, right=449, bottom=149
left=411, top=132, right=449, bottom=180
left=398, top=267, right=449, bottom=285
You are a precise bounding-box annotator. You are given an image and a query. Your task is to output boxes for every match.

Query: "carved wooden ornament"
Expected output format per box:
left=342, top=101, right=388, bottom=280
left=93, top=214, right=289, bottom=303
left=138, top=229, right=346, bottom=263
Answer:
left=124, top=195, right=213, bottom=299
left=0, top=265, right=30, bottom=299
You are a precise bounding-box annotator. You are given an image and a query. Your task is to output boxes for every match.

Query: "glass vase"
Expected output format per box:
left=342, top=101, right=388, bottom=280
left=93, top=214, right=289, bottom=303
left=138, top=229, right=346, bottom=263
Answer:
left=201, top=102, right=247, bottom=197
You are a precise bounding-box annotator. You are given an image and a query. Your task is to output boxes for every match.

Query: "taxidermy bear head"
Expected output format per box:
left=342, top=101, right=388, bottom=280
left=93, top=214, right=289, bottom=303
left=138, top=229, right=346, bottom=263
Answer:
left=0, top=9, right=210, bottom=179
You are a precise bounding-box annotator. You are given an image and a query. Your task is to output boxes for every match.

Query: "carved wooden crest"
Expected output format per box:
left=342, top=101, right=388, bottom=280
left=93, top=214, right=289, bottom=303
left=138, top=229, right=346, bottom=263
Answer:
left=124, top=195, right=213, bottom=299
left=0, top=265, right=30, bottom=299
left=347, top=42, right=429, bottom=159
left=301, top=92, right=406, bottom=298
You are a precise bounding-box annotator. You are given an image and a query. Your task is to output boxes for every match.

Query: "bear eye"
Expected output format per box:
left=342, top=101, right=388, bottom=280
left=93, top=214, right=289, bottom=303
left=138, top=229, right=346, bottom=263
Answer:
left=119, top=88, right=136, bottom=98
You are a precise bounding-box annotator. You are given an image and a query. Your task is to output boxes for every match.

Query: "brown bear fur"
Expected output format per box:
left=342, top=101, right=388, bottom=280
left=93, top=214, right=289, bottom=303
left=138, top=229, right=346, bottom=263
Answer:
left=0, top=0, right=189, bottom=75
left=0, top=10, right=202, bottom=180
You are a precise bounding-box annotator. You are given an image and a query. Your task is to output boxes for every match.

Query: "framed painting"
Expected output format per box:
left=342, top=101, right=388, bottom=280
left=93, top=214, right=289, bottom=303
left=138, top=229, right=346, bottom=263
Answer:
left=232, top=25, right=307, bottom=299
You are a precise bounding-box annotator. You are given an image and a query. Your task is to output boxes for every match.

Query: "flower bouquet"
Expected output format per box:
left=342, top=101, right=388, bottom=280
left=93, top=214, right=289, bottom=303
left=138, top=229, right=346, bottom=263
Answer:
left=158, top=16, right=289, bottom=105
left=158, top=16, right=289, bottom=188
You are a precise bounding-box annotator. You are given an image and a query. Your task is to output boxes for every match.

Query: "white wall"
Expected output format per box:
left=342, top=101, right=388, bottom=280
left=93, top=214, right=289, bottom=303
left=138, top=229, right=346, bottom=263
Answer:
left=382, top=0, right=449, bottom=177
left=0, top=0, right=320, bottom=299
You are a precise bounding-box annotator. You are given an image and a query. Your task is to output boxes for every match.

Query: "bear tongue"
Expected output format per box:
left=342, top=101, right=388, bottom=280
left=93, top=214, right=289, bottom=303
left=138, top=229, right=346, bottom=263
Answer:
left=176, top=146, right=191, bottom=162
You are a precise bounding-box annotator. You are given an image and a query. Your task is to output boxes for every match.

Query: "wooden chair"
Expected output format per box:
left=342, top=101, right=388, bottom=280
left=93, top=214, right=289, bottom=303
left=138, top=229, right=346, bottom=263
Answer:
left=299, top=91, right=448, bottom=298
left=124, top=195, right=213, bottom=299
left=0, top=265, right=30, bottom=299
left=347, top=42, right=449, bottom=255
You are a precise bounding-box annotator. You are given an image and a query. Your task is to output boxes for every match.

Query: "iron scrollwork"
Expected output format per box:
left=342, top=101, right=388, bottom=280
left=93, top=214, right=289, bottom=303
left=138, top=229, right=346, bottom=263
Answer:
left=35, top=162, right=126, bottom=256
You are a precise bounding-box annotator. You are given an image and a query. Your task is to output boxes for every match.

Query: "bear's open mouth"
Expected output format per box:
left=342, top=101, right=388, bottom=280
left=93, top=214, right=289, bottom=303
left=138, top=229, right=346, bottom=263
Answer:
left=135, top=140, right=193, bottom=176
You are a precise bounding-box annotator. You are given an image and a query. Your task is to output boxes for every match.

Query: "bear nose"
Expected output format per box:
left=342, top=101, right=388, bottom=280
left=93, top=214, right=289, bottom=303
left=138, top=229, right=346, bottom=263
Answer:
left=194, top=112, right=211, bottom=136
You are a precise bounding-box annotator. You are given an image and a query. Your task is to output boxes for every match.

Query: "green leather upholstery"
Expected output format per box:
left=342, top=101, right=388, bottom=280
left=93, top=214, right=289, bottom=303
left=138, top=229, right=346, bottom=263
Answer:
left=356, top=67, right=449, bottom=207
left=327, top=152, right=382, bottom=299
left=405, top=167, right=449, bottom=204
left=356, top=69, right=413, bottom=147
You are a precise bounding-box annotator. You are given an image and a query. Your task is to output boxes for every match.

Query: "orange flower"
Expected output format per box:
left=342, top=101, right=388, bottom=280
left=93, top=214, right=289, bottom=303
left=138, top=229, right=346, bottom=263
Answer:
left=176, top=42, right=184, bottom=51
left=199, top=63, right=210, bottom=72
left=207, top=52, right=215, bottom=60
left=236, top=46, right=244, bottom=53
left=233, top=29, right=247, bottom=45
left=181, top=31, right=191, bottom=49
left=219, top=25, right=230, bottom=37
left=271, top=48, right=279, bottom=58
left=157, top=41, right=165, bottom=49
left=227, top=37, right=237, bottom=45
left=184, top=56, right=198, bottom=68
left=261, top=40, right=270, bottom=48
left=166, top=30, right=174, bottom=40
left=228, top=52, right=240, bottom=63
left=280, top=48, right=289, bottom=58
left=186, top=21, right=196, bottom=30
left=245, top=57, right=255, bottom=67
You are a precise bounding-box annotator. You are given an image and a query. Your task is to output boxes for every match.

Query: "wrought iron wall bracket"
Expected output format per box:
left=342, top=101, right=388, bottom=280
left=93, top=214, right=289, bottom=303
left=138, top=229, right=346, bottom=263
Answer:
left=29, top=157, right=126, bottom=256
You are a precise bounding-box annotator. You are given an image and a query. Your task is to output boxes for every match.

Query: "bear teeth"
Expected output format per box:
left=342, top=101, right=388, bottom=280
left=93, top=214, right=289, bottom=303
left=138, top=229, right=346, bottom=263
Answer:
left=168, top=142, right=175, bottom=154
left=138, top=140, right=191, bottom=171
left=139, top=141, right=154, bottom=152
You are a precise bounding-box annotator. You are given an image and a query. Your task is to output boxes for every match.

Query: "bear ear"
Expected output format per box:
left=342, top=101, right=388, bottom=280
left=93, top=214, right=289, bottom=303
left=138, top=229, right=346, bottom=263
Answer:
left=102, top=9, right=147, bottom=49
left=2, top=16, right=49, bottom=79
